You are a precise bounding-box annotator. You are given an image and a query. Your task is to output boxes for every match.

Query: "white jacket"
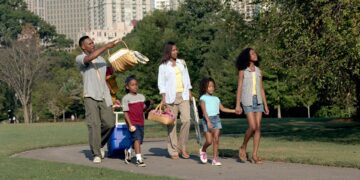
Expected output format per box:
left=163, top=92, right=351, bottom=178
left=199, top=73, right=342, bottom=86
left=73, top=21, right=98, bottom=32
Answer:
left=158, top=59, right=192, bottom=104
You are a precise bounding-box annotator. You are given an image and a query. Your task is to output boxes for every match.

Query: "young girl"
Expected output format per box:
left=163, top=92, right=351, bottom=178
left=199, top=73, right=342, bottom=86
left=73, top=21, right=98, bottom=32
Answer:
left=199, top=77, right=236, bottom=166
left=235, top=48, right=269, bottom=164
left=122, top=75, right=151, bottom=167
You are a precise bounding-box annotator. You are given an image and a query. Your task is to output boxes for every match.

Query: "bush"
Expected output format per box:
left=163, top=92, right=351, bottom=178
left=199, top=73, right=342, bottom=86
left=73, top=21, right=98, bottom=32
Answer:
left=316, top=105, right=355, bottom=118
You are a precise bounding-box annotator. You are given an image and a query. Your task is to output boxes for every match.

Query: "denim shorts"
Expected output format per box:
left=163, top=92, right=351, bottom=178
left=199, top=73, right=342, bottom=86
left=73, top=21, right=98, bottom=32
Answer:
left=202, top=115, right=222, bottom=132
left=131, top=125, right=144, bottom=144
left=242, top=95, right=264, bottom=114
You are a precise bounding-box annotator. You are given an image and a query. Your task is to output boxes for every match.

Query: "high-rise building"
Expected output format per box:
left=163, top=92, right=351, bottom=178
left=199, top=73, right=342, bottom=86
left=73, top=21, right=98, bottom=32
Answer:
left=24, top=0, right=47, bottom=20
left=25, top=0, right=89, bottom=43
left=78, top=21, right=135, bottom=45
left=25, top=0, right=153, bottom=45
left=154, top=0, right=181, bottom=10
left=85, top=0, right=152, bottom=44
left=46, top=0, right=89, bottom=42
left=88, top=0, right=152, bottom=30
left=230, top=0, right=258, bottom=21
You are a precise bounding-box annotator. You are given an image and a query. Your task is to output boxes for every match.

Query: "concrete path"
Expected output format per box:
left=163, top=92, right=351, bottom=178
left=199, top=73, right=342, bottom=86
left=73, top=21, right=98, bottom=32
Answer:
left=14, top=140, right=359, bottom=180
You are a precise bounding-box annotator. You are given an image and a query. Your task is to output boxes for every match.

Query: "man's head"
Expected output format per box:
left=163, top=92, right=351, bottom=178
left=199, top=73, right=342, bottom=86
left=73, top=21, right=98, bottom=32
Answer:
left=79, top=36, right=95, bottom=53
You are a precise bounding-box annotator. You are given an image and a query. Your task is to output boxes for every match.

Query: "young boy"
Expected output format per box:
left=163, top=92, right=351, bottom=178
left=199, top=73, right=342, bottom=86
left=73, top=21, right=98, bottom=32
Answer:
left=122, top=75, right=150, bottom=167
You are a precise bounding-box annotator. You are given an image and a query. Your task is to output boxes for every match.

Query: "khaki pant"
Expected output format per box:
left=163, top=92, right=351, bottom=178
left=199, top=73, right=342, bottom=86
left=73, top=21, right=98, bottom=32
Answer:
left=166, top=93, right=191, bottom=156
left=84, top=97, right=115, bottom=157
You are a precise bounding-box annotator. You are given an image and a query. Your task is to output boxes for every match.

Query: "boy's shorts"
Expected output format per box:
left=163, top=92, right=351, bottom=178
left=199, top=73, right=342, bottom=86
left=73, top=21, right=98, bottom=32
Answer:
left=131, top=125, right=144, bottom=144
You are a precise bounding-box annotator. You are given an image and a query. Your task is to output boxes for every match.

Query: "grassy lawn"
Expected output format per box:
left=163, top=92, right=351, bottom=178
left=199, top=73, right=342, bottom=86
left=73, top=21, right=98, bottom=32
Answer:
left=0, top=118, right=359, bottom=179
left=187, top=118, right=360, bottom=168
left=0, top=122, right=175, bottom=180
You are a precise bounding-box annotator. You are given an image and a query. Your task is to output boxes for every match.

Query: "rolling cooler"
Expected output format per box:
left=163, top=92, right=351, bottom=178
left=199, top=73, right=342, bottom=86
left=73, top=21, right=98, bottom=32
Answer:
left=107, top=111, right=132, bottom=157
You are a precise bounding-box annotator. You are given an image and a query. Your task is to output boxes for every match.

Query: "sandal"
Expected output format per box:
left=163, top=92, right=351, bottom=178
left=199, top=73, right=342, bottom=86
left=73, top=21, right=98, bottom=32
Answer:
left=238, top=147, right=247, bottom=162
left=170, top=154, right=179, bottom=160
left=180, top=151, right=190, bottom=159
left=251, top=157, right=263, bottom=164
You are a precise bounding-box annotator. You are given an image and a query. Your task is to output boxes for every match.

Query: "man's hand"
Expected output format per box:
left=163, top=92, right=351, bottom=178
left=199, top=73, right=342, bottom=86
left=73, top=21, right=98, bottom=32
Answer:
left=106, top=39, right=121, bottom=49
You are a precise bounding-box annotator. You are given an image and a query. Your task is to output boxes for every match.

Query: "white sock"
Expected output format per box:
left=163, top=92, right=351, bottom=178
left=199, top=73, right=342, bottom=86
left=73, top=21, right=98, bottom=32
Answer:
left=128, top=147, right=132, bottom=154
left=136, top=154, right=142, bottom=161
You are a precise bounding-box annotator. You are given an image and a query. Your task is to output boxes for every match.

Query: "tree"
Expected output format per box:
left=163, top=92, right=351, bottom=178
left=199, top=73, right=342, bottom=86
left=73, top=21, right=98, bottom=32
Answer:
left=0, top=0, right=72, bottom=48
left=0, top=24, right=49, bottom=123
left=32, top=51, right=82, bottom=122
left=120, top=0, right=251, bottom=108
left=253, top=0, right=359, bottom=118
left=0, top=83, right=17, bottom=120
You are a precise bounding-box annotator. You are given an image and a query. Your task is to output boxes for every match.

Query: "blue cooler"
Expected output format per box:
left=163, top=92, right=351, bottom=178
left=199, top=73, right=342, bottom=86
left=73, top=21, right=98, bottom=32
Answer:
left=107, top=113, right=132, bottom=157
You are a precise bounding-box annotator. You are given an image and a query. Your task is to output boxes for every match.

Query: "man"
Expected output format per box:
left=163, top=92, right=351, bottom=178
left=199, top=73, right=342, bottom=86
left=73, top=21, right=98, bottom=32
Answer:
left=76, top=36, right=119, bottom=163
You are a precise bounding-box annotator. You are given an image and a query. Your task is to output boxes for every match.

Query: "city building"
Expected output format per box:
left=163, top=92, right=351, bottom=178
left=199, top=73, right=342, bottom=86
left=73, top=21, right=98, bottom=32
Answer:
left=230, top=0, right=258, bottom=21
left=77, top=21, right=135, bottom=44
left=24, top=0, right=47, bottom=20
left=46, top=0, right=89, bottom=42
left=25, top=0, right=153, bottom=45
left=154, top=0, right=181, bottom=10
left=25, top=0, right=89, bottom=43
left=88, top=0, right=152, bottom=30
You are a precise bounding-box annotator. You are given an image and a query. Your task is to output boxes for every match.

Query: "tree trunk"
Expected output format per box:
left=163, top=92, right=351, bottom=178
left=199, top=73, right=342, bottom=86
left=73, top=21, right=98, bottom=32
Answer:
left=277, top=104, right=282, bottom=118
left=53, top=115, right=56, bottom=122
left=307, top=105, right=311, bottom=118
left=29, top=102, right=33, bottom=123
left=22, top=103, right=31, bottom=124
left=356, top=80, right=360, bottom=120
left=63, top=110, right=65, bottom=122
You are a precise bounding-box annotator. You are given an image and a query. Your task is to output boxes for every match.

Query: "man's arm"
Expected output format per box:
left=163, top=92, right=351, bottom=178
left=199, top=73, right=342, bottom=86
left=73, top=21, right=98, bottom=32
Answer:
left=83, top=40, right=120, bottom=64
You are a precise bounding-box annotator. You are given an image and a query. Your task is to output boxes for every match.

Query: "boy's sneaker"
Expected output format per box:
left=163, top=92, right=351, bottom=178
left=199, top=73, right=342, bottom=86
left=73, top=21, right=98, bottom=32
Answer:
left=124, top=149, right=131, bottom=164
left=100, top=148, right=105, bottom=159
left=212, top=159, right=222, bottom=166
left=93, top=156, right=101, bottom=163
left=199, top=148, right=207, bottom=164
left=136, top=159, right=146, bottom=167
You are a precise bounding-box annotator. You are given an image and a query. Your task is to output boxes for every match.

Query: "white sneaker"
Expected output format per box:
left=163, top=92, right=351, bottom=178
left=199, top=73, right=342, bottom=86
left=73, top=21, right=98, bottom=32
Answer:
left=93, top=156, right=101, bottom=163
left=136, top=159, right=146, bottom=167
left=212, top=159, right=222, bottom=166
left=124, top=149, right=131, bottom=164
left=199, top=148, right=208, bottom=164
left=100, top=148, right=105, bottom=159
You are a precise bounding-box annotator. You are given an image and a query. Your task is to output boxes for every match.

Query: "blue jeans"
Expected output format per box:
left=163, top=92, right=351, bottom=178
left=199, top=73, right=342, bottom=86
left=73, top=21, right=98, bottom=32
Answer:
left=202, top=115, right=222, bottom=132
left=243, top=95, right=264, bottom=114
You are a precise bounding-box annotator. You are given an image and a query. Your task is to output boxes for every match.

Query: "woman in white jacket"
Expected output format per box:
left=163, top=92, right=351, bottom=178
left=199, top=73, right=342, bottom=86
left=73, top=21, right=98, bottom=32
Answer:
left=158, top=41, right=192, bottom=159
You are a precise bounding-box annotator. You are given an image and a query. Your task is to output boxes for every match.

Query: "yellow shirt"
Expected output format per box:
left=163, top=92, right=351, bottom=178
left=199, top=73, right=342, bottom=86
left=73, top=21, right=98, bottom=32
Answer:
left=174, top=66, right=184, bottom=92
left=251, top=71, right=257, bottom=95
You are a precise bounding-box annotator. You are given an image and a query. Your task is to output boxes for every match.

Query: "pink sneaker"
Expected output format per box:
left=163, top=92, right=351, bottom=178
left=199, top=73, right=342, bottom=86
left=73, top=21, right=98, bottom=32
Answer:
left=199, top=148, right=207, bottom=163
left=212, top=158, right=222, bottom=166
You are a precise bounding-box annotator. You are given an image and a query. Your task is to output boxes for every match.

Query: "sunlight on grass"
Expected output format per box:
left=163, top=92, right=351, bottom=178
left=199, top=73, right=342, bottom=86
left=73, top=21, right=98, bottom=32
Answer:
left=0, top=118, right=359, bottom=180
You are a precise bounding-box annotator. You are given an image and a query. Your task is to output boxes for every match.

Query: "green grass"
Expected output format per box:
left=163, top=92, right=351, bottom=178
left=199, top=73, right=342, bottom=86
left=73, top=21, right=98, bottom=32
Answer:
left=0, top=122, right=176, bottom=180
left=186, top=118, right=360, bottom=168
left=0, top=118, right=359, bottom=179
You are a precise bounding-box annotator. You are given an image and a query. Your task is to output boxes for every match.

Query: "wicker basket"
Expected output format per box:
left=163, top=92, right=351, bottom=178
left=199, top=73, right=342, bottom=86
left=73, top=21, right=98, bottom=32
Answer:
left=148, top=104, right=175, bottom=125
left=108, top=41, right=138, bottom=72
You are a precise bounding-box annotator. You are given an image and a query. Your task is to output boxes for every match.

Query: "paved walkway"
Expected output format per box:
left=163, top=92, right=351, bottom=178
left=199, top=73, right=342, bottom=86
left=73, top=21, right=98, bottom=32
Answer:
left=14, top=140, right=359, bottom=180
